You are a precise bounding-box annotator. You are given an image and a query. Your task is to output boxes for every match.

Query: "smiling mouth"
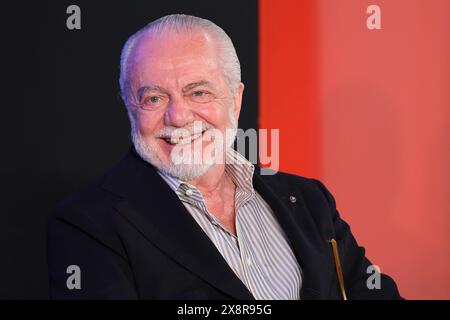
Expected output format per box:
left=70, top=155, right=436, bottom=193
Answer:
left=163, top=130, right=205, bottom=145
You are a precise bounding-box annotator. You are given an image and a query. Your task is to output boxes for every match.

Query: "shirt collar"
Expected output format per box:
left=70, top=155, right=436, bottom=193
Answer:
left=156, top=148, right=255, bottom=198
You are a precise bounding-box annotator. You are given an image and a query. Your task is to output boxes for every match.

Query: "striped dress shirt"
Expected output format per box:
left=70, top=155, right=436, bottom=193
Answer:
left=157, top=149, right=302, bottom=300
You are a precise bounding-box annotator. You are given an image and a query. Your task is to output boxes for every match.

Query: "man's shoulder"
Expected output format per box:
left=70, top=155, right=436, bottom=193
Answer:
left=47, top=163, right=132, bottom=261
left=49, top=171, right=116, bottom=225
left=255, top=169, right=341, bottom=240
left=254, top=168, right=337, bottom=222
left=49, top=149, right=160, bottom=227
left=49, top=151, right=135, bottom=227
left=256, top=168, right=330, bottom=199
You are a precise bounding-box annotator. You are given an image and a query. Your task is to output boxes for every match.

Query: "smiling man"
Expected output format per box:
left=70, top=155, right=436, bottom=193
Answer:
left=47, top=14, right=401, bottom=300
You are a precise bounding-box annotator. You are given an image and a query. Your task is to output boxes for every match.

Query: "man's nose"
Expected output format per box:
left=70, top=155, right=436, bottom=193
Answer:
left=164, top=96, right=195, bottom=127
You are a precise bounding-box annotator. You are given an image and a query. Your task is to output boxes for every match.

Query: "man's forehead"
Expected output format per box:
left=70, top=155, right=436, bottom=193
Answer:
left=133, top=29, right=218, bottom=61
left=133, top=64, right=221, bottom=88
left=129, top=30, right=224, bottom=90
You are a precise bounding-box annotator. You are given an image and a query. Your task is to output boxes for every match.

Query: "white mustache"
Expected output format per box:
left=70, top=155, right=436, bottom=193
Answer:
left=155, top=123, right=214, bottom=139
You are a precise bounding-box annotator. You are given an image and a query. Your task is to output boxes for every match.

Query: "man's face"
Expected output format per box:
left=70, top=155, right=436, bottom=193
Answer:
left=128, top=30, right=244, bottom=180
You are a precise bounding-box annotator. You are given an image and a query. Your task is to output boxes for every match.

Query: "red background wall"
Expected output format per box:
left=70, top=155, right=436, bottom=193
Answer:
left=259, top=0, right=450, bottom=299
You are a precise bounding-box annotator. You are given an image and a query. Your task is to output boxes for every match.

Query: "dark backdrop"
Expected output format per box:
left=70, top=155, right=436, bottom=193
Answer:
left=2, top=0, right=258, bottom=299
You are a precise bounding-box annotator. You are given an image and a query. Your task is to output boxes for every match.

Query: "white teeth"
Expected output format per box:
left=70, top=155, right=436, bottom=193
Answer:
left=165, top=132, right=203, bottom=145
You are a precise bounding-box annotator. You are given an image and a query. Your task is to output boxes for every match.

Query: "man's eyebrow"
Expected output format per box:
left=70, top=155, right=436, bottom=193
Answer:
left=136, top=85, right=168, bottom=101
left=182, top=80, right=215, bottom=92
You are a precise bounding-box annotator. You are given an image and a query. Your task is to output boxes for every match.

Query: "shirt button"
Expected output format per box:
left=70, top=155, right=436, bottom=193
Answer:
left=246, top=257, right=252, bottom=266
left=185, top=189, right=194, bottom=196
left=211, top=220, right=219, bottom=227
left=289, top=195, right=297, bottom=203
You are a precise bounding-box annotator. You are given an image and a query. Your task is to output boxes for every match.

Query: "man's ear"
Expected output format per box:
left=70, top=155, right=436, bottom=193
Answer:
left=232, top=82, right=245, bottom=121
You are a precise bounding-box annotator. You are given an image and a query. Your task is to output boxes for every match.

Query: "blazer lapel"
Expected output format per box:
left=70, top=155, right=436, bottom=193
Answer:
left=252, top=170, right=335, bottom=299
left=102, top=149, right=253, bottom=300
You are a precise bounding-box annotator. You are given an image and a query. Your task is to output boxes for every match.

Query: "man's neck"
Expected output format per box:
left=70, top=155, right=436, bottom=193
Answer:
left=187, top=162, right=231, bottom=198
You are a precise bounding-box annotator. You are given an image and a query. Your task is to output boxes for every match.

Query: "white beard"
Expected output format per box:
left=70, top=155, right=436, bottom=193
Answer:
left=131, top=107, right=237, bottom=181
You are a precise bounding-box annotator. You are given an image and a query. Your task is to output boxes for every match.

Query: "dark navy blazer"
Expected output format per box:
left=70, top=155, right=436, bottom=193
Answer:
left=47, top=148, right=401, bottom=299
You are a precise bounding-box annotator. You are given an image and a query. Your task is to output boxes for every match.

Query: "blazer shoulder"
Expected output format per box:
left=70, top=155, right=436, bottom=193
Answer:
left=257, top=169, right=331, bottom=204
left=48, top=170, right=128, bottom=259
left=48, top=163, right=128, bottom=246
left=256, top=170, right=337, bottom=230
left=49, top=149, right=155, bottom=233
left=51, top=172, right=113, bottom=218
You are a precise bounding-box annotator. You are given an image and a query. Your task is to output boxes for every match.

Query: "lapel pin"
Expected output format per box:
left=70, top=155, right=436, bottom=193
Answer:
left=289, top=195, right=297, bottom=203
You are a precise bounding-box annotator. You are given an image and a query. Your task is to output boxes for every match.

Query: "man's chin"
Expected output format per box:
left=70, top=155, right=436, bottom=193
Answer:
left=163, top=163, right=214, bottom=181
left=132, top=128, right=233, bottom=181
left=133, top=141, right=213, bottom=181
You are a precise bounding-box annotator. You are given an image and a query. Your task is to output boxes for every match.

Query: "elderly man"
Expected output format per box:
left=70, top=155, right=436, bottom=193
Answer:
left=47, top=14, right=401, bottom=300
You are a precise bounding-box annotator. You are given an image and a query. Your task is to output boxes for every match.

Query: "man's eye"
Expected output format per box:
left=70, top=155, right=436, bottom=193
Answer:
left=139, top=95, right=166, bottom=110
left=145, top=96, right=161, bottom=104
left=190, top=91, right=214, bottom=103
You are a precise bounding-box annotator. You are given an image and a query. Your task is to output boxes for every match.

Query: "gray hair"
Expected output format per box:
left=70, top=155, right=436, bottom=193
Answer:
left=119, top=14, right=241, bottom=110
